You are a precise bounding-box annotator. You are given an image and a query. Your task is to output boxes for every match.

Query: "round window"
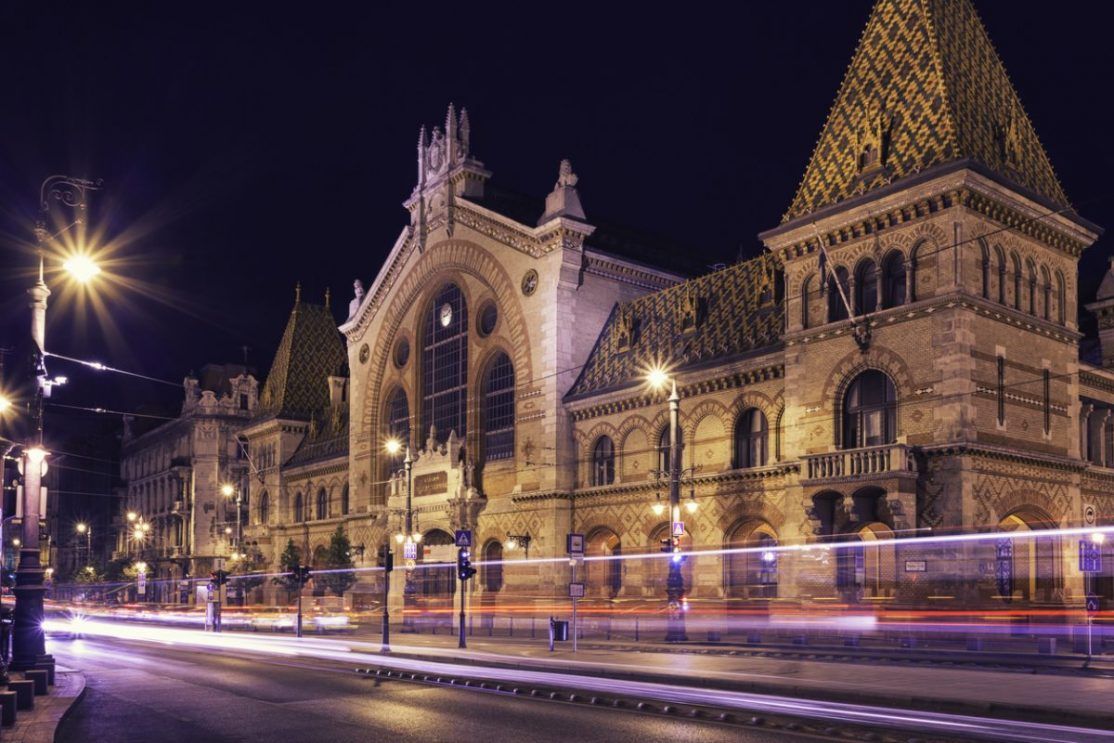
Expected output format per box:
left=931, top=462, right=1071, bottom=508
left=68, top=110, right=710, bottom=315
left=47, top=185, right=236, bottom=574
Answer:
left=478, top=303, right=498, bottom=337
left=358, top=343, right=370, bottom=365
left=393, top=338, right=410, bottom=368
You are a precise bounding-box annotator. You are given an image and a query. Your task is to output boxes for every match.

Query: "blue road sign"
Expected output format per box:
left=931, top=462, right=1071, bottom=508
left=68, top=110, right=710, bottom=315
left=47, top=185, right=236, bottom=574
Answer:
left=403, top=541, right=418, bottom=560
left=454, top=529, right=472, bottom=548
left=1079, top=540, right=1102, bottom=573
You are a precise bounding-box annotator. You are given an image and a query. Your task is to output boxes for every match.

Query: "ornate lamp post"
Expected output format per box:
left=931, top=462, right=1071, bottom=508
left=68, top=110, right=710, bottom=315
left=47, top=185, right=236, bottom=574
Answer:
left=647, top=367, right=692, bottom=643
left=13, top=175, right=100, bottom=671
left=221, top=483, right=242, bottom=550
left=385, top=438, right=420, bottom=632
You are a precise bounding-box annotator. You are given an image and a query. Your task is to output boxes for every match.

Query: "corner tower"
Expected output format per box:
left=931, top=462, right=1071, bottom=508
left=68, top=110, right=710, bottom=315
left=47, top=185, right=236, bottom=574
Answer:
left=760, top=0, right=1101, bottom=543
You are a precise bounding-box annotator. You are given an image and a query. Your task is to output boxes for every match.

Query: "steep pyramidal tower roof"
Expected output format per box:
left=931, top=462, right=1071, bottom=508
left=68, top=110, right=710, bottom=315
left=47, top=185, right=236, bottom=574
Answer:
left=255, top=288, right=348, bottom=422
left=783, top=0, right=1069, bottom=223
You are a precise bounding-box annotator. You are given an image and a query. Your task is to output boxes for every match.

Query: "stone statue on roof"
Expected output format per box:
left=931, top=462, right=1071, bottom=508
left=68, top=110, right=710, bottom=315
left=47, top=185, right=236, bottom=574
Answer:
left=348, top=279, right=365, bottom=320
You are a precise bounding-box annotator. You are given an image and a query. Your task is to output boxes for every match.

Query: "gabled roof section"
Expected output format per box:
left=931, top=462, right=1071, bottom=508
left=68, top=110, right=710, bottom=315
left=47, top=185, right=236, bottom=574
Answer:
left=287, top=406, right=349, bottom=467
left=783, top=0, right=1069, bottom=223
left=255, top=293, right=348, bottom=422
left=567, top=253, right=783, bottom=398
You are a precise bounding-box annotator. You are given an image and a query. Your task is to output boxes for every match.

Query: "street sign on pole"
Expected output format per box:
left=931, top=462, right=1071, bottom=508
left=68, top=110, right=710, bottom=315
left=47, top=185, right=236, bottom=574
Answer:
left=567, top=533, right=584, bottom=555
left=672, top=521, right=685, bottom=537
left=568, top=582, right=585, bottom=599
left=454, top=529, right=472, bottom=548
left=137, top=571, right=147, bottom=596
left=1079, top=540, right=1102, bottom=573
left=1086, top=596, right=1100, bottom=614
left=403, top=541, right=418, bottom=560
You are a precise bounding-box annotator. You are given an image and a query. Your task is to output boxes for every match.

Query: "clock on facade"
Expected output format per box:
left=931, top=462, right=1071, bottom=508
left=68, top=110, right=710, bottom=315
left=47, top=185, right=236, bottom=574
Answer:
left=358, top=343, right=370, bottom=364
left=440, top=302, right=453, bottom=327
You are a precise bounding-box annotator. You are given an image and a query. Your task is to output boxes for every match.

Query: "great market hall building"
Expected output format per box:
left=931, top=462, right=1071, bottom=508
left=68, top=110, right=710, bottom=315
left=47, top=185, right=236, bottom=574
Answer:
left=217, top=0, right=1114, bottom=612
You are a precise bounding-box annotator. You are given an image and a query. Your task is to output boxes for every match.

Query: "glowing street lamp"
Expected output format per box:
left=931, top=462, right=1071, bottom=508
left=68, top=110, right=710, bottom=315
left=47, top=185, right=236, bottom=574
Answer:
left=62, top=254, right=101, bottom=283
left=645, top=365, right=689, bottom=642
left=0, top=393, right=12, bottom=414
left=127, top=511, right=138, bottom=523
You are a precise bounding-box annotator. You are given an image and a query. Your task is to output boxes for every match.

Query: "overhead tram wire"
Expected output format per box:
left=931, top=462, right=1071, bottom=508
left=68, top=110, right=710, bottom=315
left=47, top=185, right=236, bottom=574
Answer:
left=44, top=352, right=182, bottom=388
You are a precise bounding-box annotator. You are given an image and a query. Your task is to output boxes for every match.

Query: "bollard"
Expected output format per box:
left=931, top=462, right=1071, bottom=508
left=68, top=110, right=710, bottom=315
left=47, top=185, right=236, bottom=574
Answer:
left=0, top=689, right=15, bottom=726
left=634, top=618, right=640, bottom=642
left=23, top=670, right=48, bottom=696
left=509, top=616, right=514, bottom=638
left=7, top=680, right=33, bottom=711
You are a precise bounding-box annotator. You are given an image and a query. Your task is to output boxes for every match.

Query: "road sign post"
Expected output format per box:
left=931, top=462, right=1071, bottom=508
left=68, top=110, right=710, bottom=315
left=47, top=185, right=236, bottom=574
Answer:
left=567, top=533, right=584, bottom=653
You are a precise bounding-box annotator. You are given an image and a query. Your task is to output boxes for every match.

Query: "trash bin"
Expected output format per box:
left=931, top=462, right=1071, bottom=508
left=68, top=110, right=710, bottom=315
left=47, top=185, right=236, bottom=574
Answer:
left=551, top=619, right=569, bottom=642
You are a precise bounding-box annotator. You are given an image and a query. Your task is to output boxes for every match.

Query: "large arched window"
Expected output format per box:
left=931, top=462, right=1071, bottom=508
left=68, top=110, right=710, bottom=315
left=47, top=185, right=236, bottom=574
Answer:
left=1010, top=252, right=1022, bottom=310
left=842, top=370, right=897, bottom=448
left=385, top=388, right=410, bottom=449
left=421, top=284, right=468, bottom=445
left=979, top=241, right=990, bottom=299
left=657, top=427, right=673, bottom=475
left=801, top=274, right=814, bottom=329
left=882, top=251, right=906, bottom=308
left=1040, top=266, right=1051, bottom=321
left=293, top=492, right=304, bottom=523
left=591, top=436, right=615, bottom=486
left=258, top=491, right=269, bottom=525
left=316, top=488, right=328, bottom=520
left=828, top=266, right=850, bottom=322
left=734, top=408, right=768, bottom=468
left=996, top=246, right=1007, bottom=304
left=483, top=352, right=515, bottom=461
left=856, top=260, right=878, bottom=315
left=1055, top=271, right=1066, bottom=324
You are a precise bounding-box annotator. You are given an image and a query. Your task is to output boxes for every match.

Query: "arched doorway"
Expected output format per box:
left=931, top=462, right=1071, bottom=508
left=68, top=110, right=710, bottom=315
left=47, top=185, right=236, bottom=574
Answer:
left=724, top=520, right=778, bottom=600
left=647, top=523, right=694, bottom=598
left=998, top=509, right=1059, bottom=603
left=419, top=529, right=457, bottom=613
left=482, top=540, right=504, bottom=593
left=311, top=545, right=328, bottom=597
left=856, top=522, right=896, bottom=599
left=585, top=527, right=622, bottom=599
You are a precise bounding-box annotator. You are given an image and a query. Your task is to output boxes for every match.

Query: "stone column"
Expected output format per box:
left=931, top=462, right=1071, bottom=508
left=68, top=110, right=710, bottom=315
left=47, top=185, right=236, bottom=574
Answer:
left=905, top=260, right=914, bottom=303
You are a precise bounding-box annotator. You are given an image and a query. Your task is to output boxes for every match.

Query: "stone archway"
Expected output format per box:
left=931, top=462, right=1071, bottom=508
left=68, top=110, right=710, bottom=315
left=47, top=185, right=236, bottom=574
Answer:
left=585, top=527, right=622, bottom=599
left=998, top=507, right=1059, bottom=603
left=723, top=520, right=778, bottom=600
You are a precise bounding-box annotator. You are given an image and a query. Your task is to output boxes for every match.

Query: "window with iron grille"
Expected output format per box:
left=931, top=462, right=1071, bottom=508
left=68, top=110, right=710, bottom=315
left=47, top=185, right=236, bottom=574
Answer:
left=421, top=284, right=468, bottom=445
left=386, top=388, right=410, bottom=457
left=734, top=408, right=768, bottom=468
left=484, top=352, right=515, bottom=461
left=591, top=436, right=615, bottom=486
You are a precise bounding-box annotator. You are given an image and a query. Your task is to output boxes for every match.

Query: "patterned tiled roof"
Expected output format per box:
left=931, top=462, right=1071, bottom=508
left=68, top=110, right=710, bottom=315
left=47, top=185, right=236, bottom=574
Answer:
left=255, top=297, right=348, bottom=422
left=567, top=253, right=783, bottom=398
left=783, top=0, right=1069, bottom=223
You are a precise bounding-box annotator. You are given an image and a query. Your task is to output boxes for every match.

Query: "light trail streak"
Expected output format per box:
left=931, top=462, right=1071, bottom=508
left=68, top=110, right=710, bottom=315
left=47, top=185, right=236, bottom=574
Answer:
left=45, top=619, right=1114, bottom=743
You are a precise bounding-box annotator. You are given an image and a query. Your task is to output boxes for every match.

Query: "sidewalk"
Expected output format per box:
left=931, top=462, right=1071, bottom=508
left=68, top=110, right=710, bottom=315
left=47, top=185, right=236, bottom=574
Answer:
left=5, top=667, right=86, bottom=743
left=360, top=631, right=1114, bottom=728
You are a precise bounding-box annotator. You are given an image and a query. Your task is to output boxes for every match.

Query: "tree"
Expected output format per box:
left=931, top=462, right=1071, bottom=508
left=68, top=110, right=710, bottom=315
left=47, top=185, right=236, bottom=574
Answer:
left=317, top=526, right=357, bottom=597
left=232, top=546, right=267, bottom=595
left=272, top=539, right=303, bottom=599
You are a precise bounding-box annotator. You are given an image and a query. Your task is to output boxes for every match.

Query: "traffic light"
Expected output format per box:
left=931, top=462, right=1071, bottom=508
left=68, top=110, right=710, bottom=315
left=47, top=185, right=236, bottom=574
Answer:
left=295, top=564, right=312, bottom=587
left=379, top=546, right=394, bottom=573
left=660, top=539, right=672, bottom=553
left=457, top=547, right=476, bottom=581
left=210, top=569, right=230, bottom=586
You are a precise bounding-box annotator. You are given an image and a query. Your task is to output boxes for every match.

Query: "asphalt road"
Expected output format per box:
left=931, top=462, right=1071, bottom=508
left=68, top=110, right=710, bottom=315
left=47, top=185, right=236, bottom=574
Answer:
left=52, top=637, right=808, bottom=743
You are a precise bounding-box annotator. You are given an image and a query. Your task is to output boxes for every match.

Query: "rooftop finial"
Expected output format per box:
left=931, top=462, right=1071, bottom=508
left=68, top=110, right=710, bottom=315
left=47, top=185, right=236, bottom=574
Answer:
left=324, top=287, right=331, bottom=309
left=295, top=281, right=302, bottom=304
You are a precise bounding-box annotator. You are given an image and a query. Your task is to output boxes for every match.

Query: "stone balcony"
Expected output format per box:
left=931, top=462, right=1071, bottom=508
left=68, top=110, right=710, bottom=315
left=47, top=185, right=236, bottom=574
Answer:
left=801, top=443, right=916, bottom=484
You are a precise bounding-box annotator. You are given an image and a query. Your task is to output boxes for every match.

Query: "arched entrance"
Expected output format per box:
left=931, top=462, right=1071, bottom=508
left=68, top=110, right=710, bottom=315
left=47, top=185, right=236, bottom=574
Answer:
left=998, top=509, right=1059, bottom=603
left=419, top=529, right=457, bottom=614
left=482, top=539, right=503, bottom=593
left=585, top=527, right=622, bottom=599
left=724, top=520, right=778, bottom=600
left=836, top=522, right=895, bottom=602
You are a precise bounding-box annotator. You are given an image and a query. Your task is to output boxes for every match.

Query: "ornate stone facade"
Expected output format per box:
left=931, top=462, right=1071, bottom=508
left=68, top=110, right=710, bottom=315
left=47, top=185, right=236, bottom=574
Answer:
left=232, top=0, right=1113, bottom=612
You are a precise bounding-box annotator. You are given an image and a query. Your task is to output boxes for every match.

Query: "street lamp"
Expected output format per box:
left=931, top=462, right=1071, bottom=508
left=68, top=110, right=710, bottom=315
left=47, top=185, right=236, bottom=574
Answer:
left=384, top=437, right=419, bottom=636
left=506, top=533, right=532, bottom=558
left=646, top=366, right=690, bottom=642
left=221, top=482, right=243, bottom=551
left=0, top=394, right=12, bottom=414
left=12, top=175, right=101, bottom=672
left=75, top=522, right=91, bottom=566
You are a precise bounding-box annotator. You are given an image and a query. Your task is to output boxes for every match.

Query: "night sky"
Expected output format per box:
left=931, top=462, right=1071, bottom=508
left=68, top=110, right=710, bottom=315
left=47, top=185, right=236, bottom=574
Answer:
left=2, top=1, right=1113, bottom=421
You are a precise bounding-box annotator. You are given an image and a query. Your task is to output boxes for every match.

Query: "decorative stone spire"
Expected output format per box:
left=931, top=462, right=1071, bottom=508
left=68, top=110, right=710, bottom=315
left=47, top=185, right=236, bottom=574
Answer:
left=324, top=287, right=331, bottom=309
left=538, top=159, right=586, bottom=224
left=459, top=108, right=471, bottom=158
left=294, top=281, right=302, bottom=305
left=1087, top=258, right=1114, bottom=368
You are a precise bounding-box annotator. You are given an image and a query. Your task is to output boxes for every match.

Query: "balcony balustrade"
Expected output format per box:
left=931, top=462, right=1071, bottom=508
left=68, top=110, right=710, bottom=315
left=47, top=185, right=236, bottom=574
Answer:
left=803, top=443, right=915, bottom=482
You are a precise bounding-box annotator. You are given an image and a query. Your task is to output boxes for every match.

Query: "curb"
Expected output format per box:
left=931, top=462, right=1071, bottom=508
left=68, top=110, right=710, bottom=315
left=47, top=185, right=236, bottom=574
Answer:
left=372, top=647, right=1114, bottom=732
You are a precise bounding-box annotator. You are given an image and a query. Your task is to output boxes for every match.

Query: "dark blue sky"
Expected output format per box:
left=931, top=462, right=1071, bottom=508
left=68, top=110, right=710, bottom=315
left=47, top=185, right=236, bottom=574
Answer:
left=2, top=1, right=1113, bottom=417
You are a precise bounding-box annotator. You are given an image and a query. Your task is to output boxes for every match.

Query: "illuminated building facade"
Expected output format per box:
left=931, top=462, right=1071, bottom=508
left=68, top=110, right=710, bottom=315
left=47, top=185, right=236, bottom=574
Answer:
left=242, top=0, right=1113, bottom=612
left=116, top=364, right=257, bottom=600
